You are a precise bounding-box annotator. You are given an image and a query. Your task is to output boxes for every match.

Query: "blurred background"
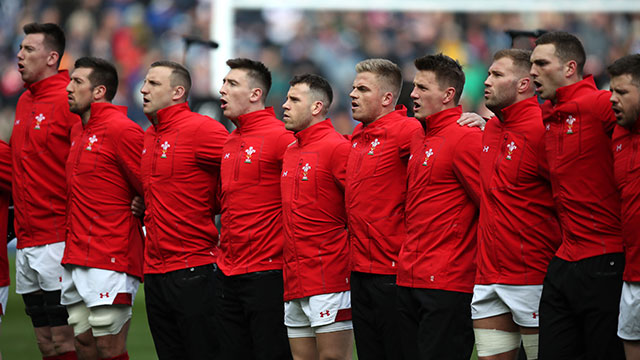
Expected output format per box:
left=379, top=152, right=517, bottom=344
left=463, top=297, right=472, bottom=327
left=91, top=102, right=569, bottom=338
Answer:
left=1, top=1, right=640, bottom=134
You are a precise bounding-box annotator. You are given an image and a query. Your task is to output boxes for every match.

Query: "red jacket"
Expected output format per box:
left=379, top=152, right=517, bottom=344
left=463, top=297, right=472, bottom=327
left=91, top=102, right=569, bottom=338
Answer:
left=346, top=105, right=423, bottom=275
left=62, top=103, right=144, bottom=278
left=612, top=119, right=640, bottom=281
left=541, top=76, right=623, bottom=261
left=11, top=71, right=80, bottom=248
left=218, top=107, right=295, bottom=275
left=281, top=119, right=351, bottom=301
left=0, top=140, right=11, bottom=288
left=397, top=106, right=481, bottom=293
left=141, top=102, right=228, bottom=274
left=477, top=97, right=561, bottom=285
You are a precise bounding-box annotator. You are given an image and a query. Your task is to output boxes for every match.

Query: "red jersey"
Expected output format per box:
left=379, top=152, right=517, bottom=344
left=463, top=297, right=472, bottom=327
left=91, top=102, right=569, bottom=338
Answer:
left=62, top=103, right=144, bottom=278
left=11, top=71, right=80, bottom=248
left=541, top=76, right=623, bottom=261
left=0, top=140, right=11, bottom=287
left=397, top=106, right=481, bottom=293
left=346, top=105, right=423, bottom=275
left=612, top=119, right=640, bottom=281
left=141, top=102, right=228, bottom=274
left=477, top=97, right=561, bottom=285
left=218, top=107, right=295, bottom=275
left=281, top=119, right=351, bottom=301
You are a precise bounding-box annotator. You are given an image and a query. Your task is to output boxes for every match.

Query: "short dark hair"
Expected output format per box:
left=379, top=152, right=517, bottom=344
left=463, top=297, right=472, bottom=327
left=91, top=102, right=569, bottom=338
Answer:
left=150, top=60, right=191, bottom=99
left=414, top=53, right=465, bottom=105
left=74, top=57, right=119, bottom=101
left=226, top=58, right=272, bottom=101
left=493, top=48, right=532, bottom=75
left=607, top=54, right=640, bottom=87
left=535, top=31, right=586, bottom=76
left=23, top=22, right=65, bottom=66
left=289, top=73, right=333, bottom=114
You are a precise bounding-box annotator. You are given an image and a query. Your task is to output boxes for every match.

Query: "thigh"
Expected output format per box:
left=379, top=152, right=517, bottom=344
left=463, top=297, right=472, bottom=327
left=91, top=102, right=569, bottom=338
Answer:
left=495, top=284, right=543, bottom=328
left=16, top=244, right=65, bottom=294
left=471, top=284, right=510, bottom=321
left=619, top=282, right=640, bottom=341
left=216, top=270, right=254, bottom=360
left=396, top=286, right=419, bottom=360
left=0, top=285, right=7, bottom=318
left=415, top=288, right=474, bottom=360
left=144, top=274, right=184, bottom=360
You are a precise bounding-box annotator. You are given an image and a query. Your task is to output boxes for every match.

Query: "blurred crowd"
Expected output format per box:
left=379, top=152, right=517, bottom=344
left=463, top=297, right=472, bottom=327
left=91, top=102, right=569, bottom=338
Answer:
left=1, top=0, right=640, bottom=136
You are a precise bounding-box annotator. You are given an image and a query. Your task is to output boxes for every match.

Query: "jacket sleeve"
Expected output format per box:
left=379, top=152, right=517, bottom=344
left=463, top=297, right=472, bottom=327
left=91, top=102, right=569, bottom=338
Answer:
left=595, top=91, right=617, bottom=137
left=276, top=131, right=297, bottom=164
left=193, top=118, right=228, bottom=169
left=398, top=118, right=424, bottom=159
left=0, top=140, right=10, bottom=193
left=116, top=125, right=145, bottom=197
left=330, top=141, right=351, bottom=191
left=453, top=131, right=482, bottom=208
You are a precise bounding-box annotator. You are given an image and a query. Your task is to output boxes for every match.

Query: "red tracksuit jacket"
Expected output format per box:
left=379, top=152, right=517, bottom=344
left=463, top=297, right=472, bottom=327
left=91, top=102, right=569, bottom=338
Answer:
left=346, top=105, right=423, bottom=275
left=612, top=119, right=640, bottom=281
left=541, top=76, right=623, bottom=261
left=477, top=97, right=561, bottom=285
left=281, top=119, right=351, bottom=301
left=11, top=71, right=80, bottom=248
left=0, top=140, right=11, bottom=289
left=218, top=107, right=295, bottom=275
left=62, top=103, right=144, bottom=279
left=397, top=106, right=481, bottom=293
left=141, top=102, right=228, bottom=274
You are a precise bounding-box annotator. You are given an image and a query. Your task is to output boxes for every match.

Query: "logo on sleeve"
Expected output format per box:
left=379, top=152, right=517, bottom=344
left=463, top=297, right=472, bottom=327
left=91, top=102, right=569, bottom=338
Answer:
left=14, top=119, right=20, bottom=125
left=483, top=146, right=490, bottom=152
left=85, top=135, right=98, bottom=151
left=545, top=124, right=550, bottom=131
left=223, top=153, right=230, bottom=159
left=142, top=148, right=146, bottom=155
left=301, top=163, right=311, bottom=181
left=352, top=142, right=358, bottom=148
left=160, top=141, right=171, bottom=159
left=244, top=146, right=256, bottom=163
left=565, top=115, right=576, bottom=134
left=34, top=113, right=45, bottom=130
left=368, top=139, right=380, bottom=155
left=616, top=144, right=622, bottom=152
left=282, top=171, right=288, bottom=177
left=506, top=141, right=517, bottom=160
left=422, top=148, right=433, bottom=166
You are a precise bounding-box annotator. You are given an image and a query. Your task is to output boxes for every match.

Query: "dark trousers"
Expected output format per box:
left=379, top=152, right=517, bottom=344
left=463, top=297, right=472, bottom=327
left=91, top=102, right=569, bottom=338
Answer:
left=215, top=270, right=291, bottom=360
left=397, top=286, right=474, bottom=360
left=145, top=263, right=219, bottom=360
left=539, top=254, right=625, bottom=360
left=351, top=271, right=405, bottom=360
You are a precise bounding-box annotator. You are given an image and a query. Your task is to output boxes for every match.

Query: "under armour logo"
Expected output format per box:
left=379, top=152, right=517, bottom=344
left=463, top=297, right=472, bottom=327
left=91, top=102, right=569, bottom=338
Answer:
left=282, top=171, right=288, bottom=177
left=532, top=312, right=538, bottom=319
left=15, top=119, right=20, bottom=125
left=224, top=153, right=230, bottom=159
left=616, top=144, right=622, bottom=152
left=100, top=292, right=110, bottom=299
left=483, top=146, right=490, bottom=152
left=352, top=142, right=357, bottom=148
left=319, top=310, right=330, bottom=318
left=409, top=154, right=413, bottom=160
left=142, top=148, right=146, bottom=155
left=545, top=124, right=550, bottom=131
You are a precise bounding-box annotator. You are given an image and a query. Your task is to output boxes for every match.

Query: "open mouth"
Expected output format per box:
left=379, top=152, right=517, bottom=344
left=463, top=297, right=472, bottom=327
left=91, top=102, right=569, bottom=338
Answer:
left=17, top=63, right=24, bottom=72
left=533, top=80, right=542, bottom=92
left=413, top=102, right=421, bottom=112
left=220, top=99, right=228, bottom=109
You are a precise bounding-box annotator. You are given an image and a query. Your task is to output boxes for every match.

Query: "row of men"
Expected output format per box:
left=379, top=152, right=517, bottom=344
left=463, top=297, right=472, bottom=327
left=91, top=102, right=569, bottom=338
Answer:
left=1, top=21, right=639, bottom=360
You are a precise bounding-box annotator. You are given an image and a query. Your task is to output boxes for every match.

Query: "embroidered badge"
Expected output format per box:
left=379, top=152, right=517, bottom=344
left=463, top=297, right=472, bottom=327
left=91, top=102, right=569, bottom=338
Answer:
left=34, top=113, right=45, bottom=130
left=506, top=141, right=517, bottom=160
left=422, top=148, right=433, bottom=166
left=566, top=115, right=576, bottom=134
left=368, top=139, right=380, bottom=155
left=85, top=135, right=98, bottom=151
left=301, top=163, right=311, bottom=181
left=244, top=146, right=256, bottom=163
left=483, top=146, right=490, bottom=152
left=160, top=141, right=170, bottom=158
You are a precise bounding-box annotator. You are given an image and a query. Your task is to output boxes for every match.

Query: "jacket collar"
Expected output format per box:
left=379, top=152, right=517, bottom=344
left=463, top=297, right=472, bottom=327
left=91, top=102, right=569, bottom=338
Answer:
left=362, top=105, right=408, bottom=129
left=26, top=70, right=70, bottom=97
left=235, top=107, right=278, bottom=132
left=554, top=75, right=597, bottom=105
left=149, top=102, right=190, bottom=131
left=498, top=96, right=540, bottom=126
left=425, top=105, right=463, bottom=136
left=85, top=102, right=127, bottom=129
left=295, top=118, right=334, bottom=146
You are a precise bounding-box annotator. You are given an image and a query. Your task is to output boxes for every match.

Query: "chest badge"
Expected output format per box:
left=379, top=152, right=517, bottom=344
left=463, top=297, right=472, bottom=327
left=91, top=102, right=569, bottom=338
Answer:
left=506, top=141, right=517, bottom=160
left=34, top=113, right=45, bottom=130
left=301, top=163, right=311, bottom=181
left=566, top=115, right=576, bottom=134
left=244, top=146, right=256, bottom=163
left=85, top=135, right=98, bottom=151
left=160, top=141, right=171, bottom=159
left=422, top=148, right=433, bottom=166
left=368, top=139, right=380, bottom=155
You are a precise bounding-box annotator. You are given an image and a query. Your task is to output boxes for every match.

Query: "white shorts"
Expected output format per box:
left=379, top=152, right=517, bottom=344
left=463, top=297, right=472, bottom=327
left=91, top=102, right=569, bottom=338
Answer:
left=471, top=284, right=542, bottom=327
left=16, top=242, right=65, bottom=294
left=285, top=291, right=353, bottom=338
left=618, top=281, right=640, bottom=340
left=61, top=265, right=140, bottom=307
left=0, top=286, right=8, bottom=323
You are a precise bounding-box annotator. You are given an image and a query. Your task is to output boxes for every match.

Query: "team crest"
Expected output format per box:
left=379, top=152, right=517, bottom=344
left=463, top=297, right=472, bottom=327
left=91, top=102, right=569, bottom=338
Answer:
left=422, top=148, right=433, bottom=166
left=85, top=135, right=98, bottom=151
left=244, top=146, right=256, bottom=163
left=565, top=115, right=576, bottom=134
left=301, top=163, right=311, bottom=181
left=368, top=139, right=380, bottom=155
left=160, top=141, right=170, bottom=158
left=34, top=113, right=45, bottom=130
left=506, top=141, right=517, bottom=160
